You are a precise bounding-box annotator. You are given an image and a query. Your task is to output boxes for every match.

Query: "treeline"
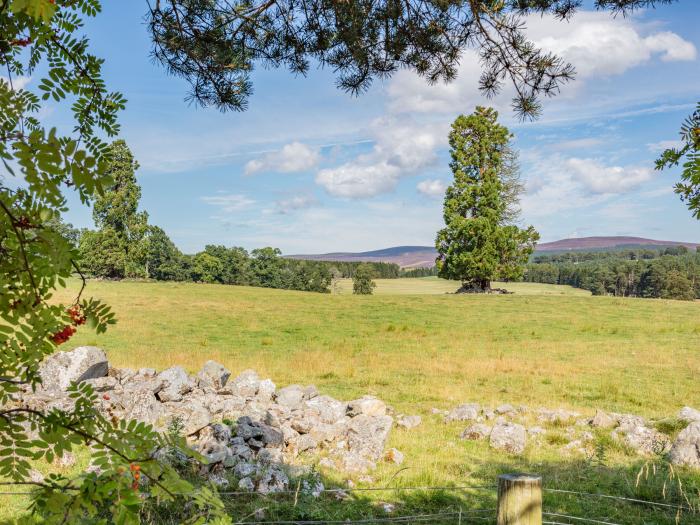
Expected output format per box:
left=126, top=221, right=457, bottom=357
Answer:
left=524, top=247, right=700, bottom=300
left=77, top=232, right=405, bottom=293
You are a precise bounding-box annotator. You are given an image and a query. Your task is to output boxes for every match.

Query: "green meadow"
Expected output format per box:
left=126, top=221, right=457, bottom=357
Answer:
left=3, top=278, right=700, bottom=523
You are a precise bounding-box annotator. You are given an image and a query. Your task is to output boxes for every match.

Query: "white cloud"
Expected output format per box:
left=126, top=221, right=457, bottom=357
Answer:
left=520, top=153, right=655, bottom=218
left=274, top=195, right=317, bottom=214
left=385, top=11, right=696, bottom=116
left=316, top=161, right=401, bottom=198
left=566, top=158, right=653, bottom=194
left=244, top=141, right=320, bottom=175
left=646, top=139, right=682, bottom=153
left=417, top=179, right=448, bottom=198
left=315, top=117, right=444, bottom=198
left=0, top=75, right=31, bottom=90
left=529, top=12, right=696, bottom=78
left=201, top=193, right=255, bottom=212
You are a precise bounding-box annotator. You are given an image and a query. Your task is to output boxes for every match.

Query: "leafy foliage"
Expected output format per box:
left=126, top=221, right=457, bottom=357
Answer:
left=352, top=263, right=377, bottom=295
left=0, top=1, right=228, bottom=522
left=435, top=107, right=539, bottom=291
left=147, top=0, right=674, bottom=119
left=655, top=102, right=700, bottom=219
left=524, top=246, right=700, bottom=300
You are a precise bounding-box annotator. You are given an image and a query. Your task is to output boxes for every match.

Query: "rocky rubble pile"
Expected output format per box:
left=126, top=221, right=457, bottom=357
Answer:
left=15, top=347, right=408, bottom=491
left=442, top=402, right=700, bottom=469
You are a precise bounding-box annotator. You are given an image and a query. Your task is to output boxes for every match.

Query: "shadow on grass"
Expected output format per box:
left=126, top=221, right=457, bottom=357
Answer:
left=137, top=453, right=700, bottom=525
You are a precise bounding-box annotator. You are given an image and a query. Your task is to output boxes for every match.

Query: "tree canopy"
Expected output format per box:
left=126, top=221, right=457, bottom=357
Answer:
left=147, top=0, right=675, bottom=119
left=435, top=106, right=539, bottom=291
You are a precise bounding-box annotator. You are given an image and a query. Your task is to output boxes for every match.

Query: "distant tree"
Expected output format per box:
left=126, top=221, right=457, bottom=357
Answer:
left=353, top=263, right=377, bottom=295
left=435, top=107, right=539, bottom=292
left=78, top=229, right=127, bottom=279
left=661, top=270, right=695, bottom=301
left=144, top=226, right=186, bottom=280
left=249, top=247, right=286, bottom=288
left=89, top=140, right=150, bottom=277
left=656, top=103, right=700, bottom=219
left=204, top=245, right=251, bottom=284
left=191, top=252, right=224, bottom=283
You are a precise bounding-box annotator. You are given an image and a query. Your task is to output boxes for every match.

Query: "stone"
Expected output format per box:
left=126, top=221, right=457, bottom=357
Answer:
left=396, top=415, right=422, bottom=430
left=83, top=376, right=118, bottom=392
left=257, top=379, right=276, bottom=402
left=460, top=423, right=491, bottom=440
left=238, top=477, right=255, bottom=491
left=165, top=399, right=211, bottom=435
left=292, top=434, right=318, bottom=452
left=305, top=395, right=347, bottom=424
left=669, top=422, right=700, bottom=468
left=346, top=415, right=393, bottom=461
left=591, top=409, right=616, bottom=429
left=234, top=462, right=257, bottom=478
left=347, top=396, right=387, bottom=417
left=613, top=418, right=669, bottom=456
left=197, top=360, right=231, bottom=390
left=495, top=404, right=516, bottom=415
left=338, top=452, right=376, bottom=473
left=527, top=426, right=546, bottom=436
left=257, top=448, right=283, bottom=464
left=489, top=422, right=527, bottom=454
left=678, top=407, right=700, bottom=423
left=275, top=385, right=305, bottom=410
left=230, top=370, right=261, bottom=398
left=156, top=366, right=194, bottom=402
left=384, top=448, right=404, bottom=464
left=445, top=403, right=480, bottom=422
left=259, top=424, right=284, bottom=447
left=537, top=408, right=580, bottom=424
left=118, top=386, right=164, bottom=425
left=39, top=346, right=109, bottom=391
left=257, top=465, right=289, bottom=494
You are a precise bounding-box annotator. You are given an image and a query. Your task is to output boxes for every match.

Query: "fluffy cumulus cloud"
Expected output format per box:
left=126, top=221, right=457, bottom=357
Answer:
left=385, top=11, right=696, bottom=116
left=201, top=193, right=255, bottom=212
left=530, top=13, right=696, bottom=78
left=244, top=141, right=320, bottom=175
left=315, top=117, right=444, bottom=198
left=417, top=179, right=448, bottom=198
left=521, top=153, right=654, bottom=218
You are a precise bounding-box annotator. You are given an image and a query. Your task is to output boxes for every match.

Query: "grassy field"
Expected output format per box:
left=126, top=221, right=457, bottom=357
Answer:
left=334, top=277, right=592, bottom=296
left=4, top=278, right=700, bottom=523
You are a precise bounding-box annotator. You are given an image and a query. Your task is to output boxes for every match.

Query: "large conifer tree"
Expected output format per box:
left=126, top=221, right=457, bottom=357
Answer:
left=435, top=107, right=539, bottom=292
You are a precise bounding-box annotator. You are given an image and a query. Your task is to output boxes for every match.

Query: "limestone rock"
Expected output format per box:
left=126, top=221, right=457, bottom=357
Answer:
left=347, top=396, right=387, bottom=417
left=396, top=415, right=422, bottom=429
left=460, top=423, right=491, bottom=440
left=156, top=366, right=194, bottom=402
left=39, top=346, right=109, bottom=391
left=678, top=407, right=700, bottom=423
left=489, top=422, right=527, bottom=454
left=197, top=360, right=231, bottom=390
left=445, top=403, right=480, bottom=422
left=346, top=414, right=393, bottom=461
left=669, top=422, right=700, bottom=468
left=275, top=385, right=305, bottom=410
left=590, top=409, right=616, bottom=429
left=384, top=448, right=404, bottom=464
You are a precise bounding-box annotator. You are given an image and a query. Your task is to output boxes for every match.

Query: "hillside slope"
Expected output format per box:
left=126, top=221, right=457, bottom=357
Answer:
left=288, top=236, right=698, bottom=268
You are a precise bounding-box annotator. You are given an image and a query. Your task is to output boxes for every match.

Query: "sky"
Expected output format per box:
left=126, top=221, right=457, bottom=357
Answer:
left=15, top=1, right=700, bottom=254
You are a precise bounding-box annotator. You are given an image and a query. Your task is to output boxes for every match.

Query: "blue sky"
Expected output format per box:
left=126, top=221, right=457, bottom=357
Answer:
left=24, top=2, right=700, bottom=253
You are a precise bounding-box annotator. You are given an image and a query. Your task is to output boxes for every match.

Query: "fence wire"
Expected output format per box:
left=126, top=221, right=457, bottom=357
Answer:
left=544, top=487, right=695, bottom=512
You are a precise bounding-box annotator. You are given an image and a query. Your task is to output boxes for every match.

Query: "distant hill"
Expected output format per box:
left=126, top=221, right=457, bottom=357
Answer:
left=287, top=236, right=699, bottom=268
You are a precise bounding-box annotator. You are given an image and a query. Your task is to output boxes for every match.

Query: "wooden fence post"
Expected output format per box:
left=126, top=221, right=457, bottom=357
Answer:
left=496, top=473, right=542, bottom=525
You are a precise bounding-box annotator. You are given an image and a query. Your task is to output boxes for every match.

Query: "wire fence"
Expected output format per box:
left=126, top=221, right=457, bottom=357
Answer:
left=1, top=477, right=698, bottom=524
